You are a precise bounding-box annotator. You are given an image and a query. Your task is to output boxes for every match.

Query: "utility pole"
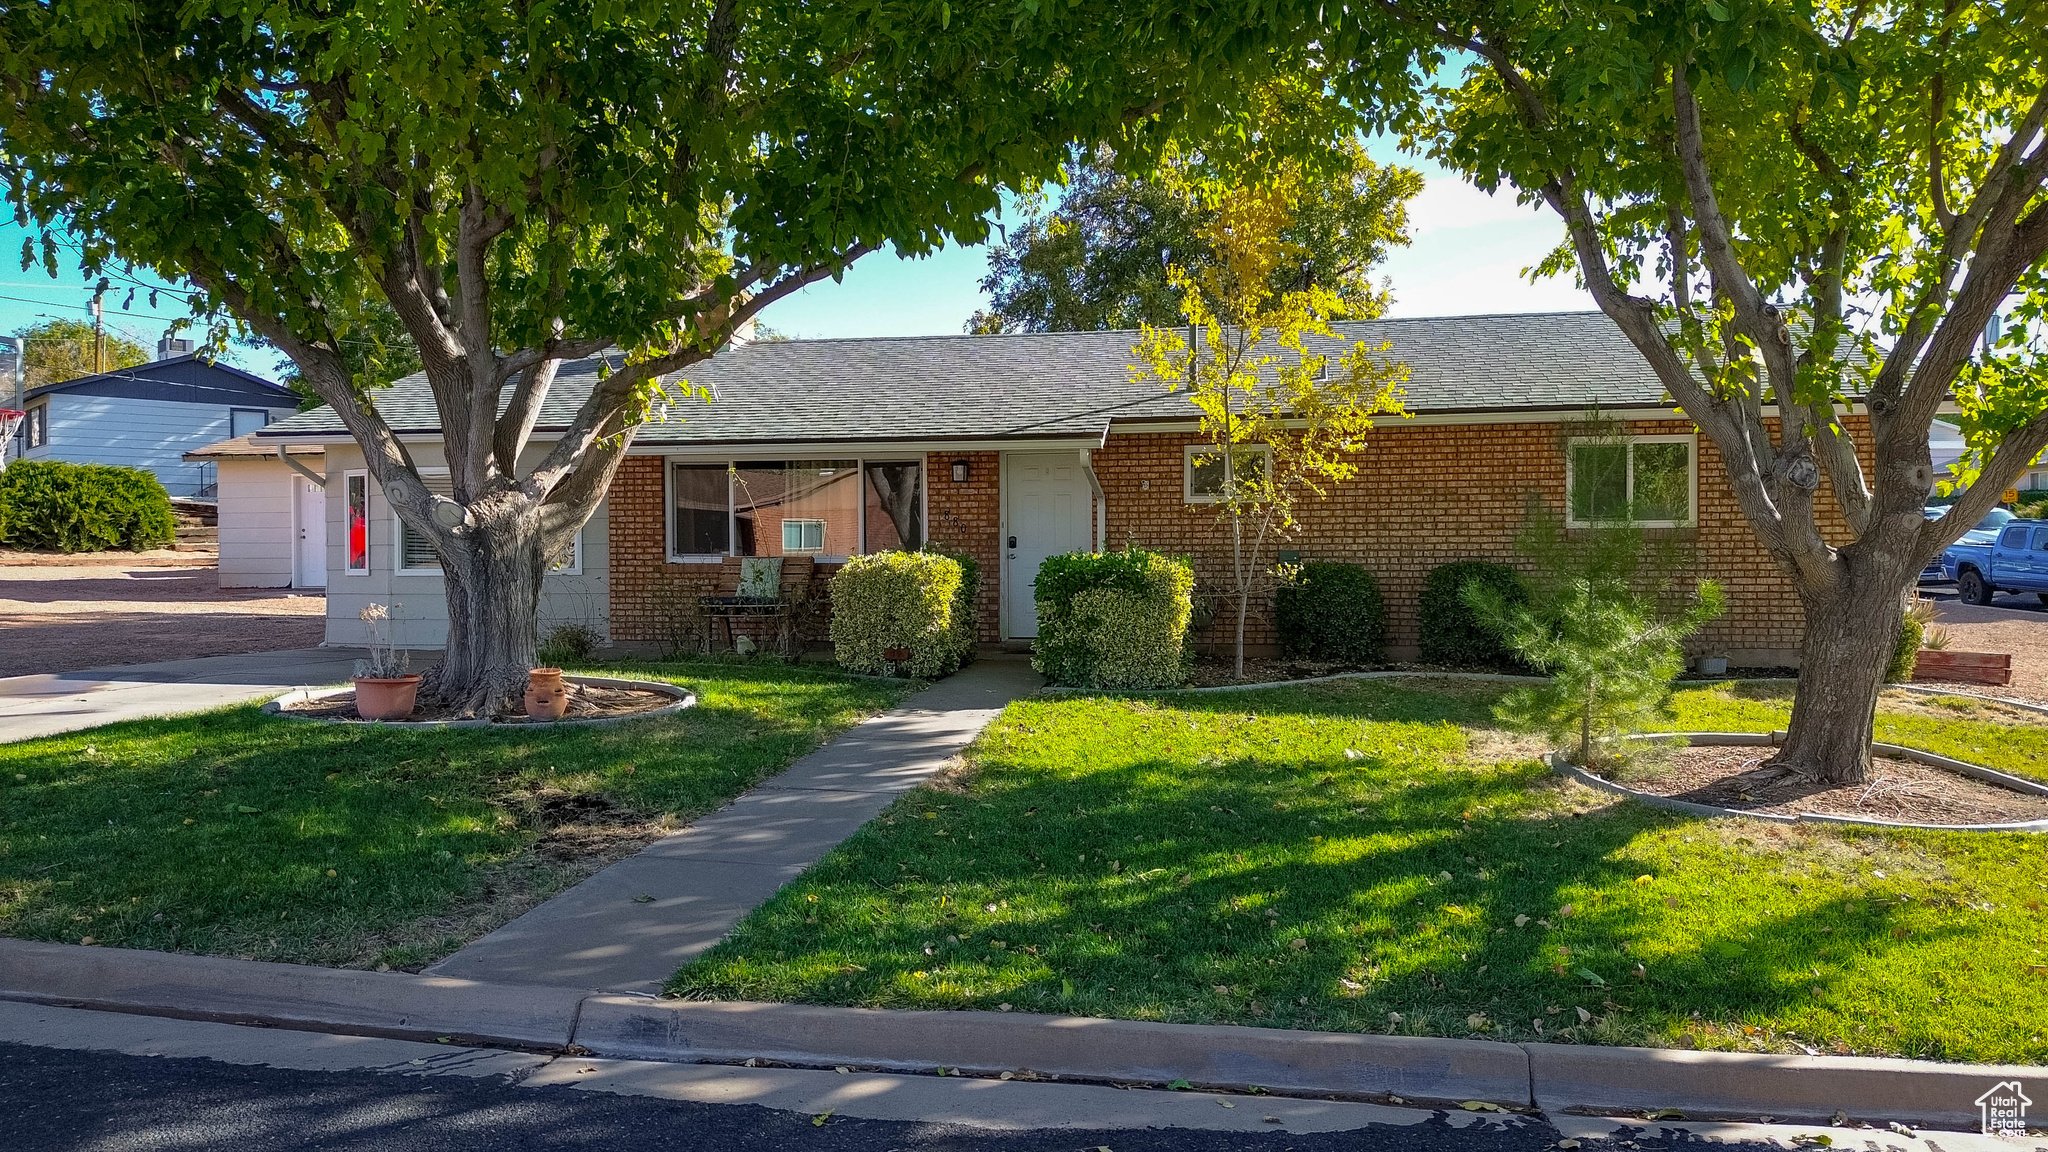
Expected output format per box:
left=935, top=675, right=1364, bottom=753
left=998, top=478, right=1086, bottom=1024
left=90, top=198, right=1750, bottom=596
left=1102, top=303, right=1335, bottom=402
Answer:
left=89, top=280, right=108, bottom=373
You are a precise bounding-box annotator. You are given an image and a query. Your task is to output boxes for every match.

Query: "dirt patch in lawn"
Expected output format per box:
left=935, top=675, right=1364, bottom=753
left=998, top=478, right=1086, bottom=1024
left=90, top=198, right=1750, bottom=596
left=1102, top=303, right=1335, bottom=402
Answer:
left=1619, top=745, right=2048, bottom=825
left=281, top=680, right=680, bottom=724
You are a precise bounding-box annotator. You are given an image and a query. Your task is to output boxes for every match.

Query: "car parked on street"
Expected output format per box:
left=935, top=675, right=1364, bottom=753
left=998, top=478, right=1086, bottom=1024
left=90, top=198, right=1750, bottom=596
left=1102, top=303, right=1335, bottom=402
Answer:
left=1924, top=505, right=2019, bottom=584
left=1942, top=516, right=2048, bottom=605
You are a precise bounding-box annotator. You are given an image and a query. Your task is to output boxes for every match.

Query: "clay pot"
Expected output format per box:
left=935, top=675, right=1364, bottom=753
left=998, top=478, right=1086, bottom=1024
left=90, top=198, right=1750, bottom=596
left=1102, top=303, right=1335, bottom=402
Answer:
left=353, top=675, right=421, bottom=721
left=525, top=667, right=569, bottom=720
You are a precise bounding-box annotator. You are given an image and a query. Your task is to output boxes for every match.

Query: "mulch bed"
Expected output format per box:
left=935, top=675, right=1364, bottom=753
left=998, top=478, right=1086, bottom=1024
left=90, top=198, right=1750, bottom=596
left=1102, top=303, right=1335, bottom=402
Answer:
left=283, top=680, right=680, bottom=724
left=1616, top=745, right=2048, bottom=825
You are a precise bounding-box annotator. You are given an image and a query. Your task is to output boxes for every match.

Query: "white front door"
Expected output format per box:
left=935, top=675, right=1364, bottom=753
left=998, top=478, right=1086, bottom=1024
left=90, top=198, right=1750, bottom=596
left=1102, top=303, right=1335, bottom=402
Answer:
left=294, top=476, right=328, bottom=589
left=1002, top=451, right=1093, bottom=639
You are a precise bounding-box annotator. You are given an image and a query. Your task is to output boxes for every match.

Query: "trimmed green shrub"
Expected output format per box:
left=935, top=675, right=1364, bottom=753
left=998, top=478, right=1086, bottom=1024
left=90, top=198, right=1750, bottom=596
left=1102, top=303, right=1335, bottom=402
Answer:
left=1888, top=615, right=1924, bottom=683
left=830, top=551, right=973, bottom=678
left=927, top=547, right=981, bottom=670
left=0, top=459, right=176, bottom=553
left=1272, top=561, right=1387, bottom=663
left=1418, top=560, right=1532, bottom=670
left=1033, top=548, right=1194, bottom=689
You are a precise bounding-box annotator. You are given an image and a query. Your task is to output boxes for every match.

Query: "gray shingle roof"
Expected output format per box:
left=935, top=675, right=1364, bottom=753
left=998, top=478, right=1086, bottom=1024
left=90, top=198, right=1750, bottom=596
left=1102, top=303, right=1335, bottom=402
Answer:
left=258, top=310, right=1678, bottom=446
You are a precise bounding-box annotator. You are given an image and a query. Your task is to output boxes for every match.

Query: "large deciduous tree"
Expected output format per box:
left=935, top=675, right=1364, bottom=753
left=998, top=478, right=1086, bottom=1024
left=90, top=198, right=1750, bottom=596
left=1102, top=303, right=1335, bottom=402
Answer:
left=0, top=0, right=1286, bottom=714
left=1330, top=0, right=2048, bottom=783
left=969, top=136, right=1421, bottom=334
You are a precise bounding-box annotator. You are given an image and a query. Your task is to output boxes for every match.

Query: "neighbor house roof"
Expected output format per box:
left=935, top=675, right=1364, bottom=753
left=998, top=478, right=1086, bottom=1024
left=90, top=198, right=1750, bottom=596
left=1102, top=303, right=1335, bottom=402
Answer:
left=258, top=311, right=1681, bottom=447
left=184, top=431, right=323, bottom=460
left=24, top=354, right=294, bottom=408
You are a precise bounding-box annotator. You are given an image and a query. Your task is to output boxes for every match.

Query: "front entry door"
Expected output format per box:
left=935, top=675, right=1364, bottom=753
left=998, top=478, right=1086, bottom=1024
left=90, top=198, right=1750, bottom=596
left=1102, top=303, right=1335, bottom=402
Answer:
left=294, top=476, right=328, bottom=589
left=1002, top=451, right=1093, bottom=639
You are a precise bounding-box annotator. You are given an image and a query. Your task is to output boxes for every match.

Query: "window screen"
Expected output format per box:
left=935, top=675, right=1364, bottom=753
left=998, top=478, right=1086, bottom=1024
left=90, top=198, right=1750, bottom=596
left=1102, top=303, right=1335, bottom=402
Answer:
left=1569, top=443, right=1629, bottom=522
left=396, top=473, right=456, bottom=570
left=863, top=461, right=923, bottom=551
left=733, top=460, right=859, bottom=557
left=670, top=463, right=730, bottom=555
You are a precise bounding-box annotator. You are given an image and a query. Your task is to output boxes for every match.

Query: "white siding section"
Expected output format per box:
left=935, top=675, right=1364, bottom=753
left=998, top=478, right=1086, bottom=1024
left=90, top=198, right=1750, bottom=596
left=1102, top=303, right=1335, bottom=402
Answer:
left=27, top=394, right=299, bottom=496
left=214, top=457, right=298, bottom=588
left=322, top=443, right=610, bottom=651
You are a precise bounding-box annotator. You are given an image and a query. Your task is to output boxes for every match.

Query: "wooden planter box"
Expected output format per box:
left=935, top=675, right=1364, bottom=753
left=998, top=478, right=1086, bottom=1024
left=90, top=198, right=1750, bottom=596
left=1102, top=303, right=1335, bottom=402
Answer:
left=1911, top=649, right=2012, bottom=686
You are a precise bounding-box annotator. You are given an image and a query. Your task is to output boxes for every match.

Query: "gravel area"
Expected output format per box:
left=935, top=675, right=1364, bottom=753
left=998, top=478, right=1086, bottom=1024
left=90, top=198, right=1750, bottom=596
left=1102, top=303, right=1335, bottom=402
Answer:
left=1916, top=592, right=2048, bottom=704
left=0, top=564, right=325, bottom=677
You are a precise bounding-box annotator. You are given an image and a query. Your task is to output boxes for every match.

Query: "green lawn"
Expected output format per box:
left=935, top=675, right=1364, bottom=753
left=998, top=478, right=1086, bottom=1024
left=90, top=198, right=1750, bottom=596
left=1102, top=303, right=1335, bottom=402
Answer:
left=0, top=662, right=906, bottom=969
left=672, top=679, right=2048, bottom=1065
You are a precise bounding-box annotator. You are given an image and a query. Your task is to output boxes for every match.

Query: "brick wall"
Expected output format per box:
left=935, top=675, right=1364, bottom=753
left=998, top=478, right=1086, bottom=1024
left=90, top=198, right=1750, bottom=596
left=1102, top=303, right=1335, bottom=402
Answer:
left=606, top=420, right=1862, bottom=663
left=1094, top=419, right=1859, bottom=663
left=924, top=450, right=1004, bottom=641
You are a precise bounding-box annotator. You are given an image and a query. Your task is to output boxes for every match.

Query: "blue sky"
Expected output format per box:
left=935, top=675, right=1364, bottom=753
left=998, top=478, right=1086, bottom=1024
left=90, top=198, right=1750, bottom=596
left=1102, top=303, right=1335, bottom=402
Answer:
left=0, top=151, right=1588, bottom=376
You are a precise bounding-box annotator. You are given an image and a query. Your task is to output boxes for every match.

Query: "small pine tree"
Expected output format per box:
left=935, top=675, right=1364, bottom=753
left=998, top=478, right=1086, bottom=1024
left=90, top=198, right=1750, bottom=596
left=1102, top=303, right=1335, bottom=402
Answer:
left=1467, top=419, right=1725, bottom=769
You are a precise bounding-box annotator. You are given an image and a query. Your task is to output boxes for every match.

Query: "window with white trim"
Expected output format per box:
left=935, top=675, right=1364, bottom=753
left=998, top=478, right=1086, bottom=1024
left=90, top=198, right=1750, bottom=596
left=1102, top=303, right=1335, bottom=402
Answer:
left=395, top=470, right=580, bottom=575
left=1566, top=434, right=1696, bottom=527
left=344, top=471, right=370, bottom=575
left=666, top=458, right=925, bottom=561
left=1183, top=444, right=1272, bottom=503
left=25, top=403, right=46, bottom=448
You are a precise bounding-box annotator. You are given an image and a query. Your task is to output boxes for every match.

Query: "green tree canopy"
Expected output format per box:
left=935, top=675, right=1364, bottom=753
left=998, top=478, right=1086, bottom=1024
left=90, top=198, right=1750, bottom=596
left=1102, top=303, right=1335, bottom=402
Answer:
left=12, top=318, right=149, bottom=390
left=1292, top=0, right=2048, bottom=783
left=971, top=138, right=1421, bottom=334
left=0, top=0, right=1316, bottom=710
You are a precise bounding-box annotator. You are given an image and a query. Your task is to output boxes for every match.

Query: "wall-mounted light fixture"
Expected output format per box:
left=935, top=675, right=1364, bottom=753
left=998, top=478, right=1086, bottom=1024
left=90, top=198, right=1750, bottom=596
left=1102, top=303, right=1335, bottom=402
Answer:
left=951, top=459, right=969, bottom=483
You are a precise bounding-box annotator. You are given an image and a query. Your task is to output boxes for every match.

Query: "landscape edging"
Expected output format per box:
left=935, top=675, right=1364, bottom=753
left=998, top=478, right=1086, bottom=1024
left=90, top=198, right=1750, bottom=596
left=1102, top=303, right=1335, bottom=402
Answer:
left=261, top=675, right=695, bottom=729
left=1547, top=736, right=2048, bottom=833
left=0, top=939, right=2042, bottom=1133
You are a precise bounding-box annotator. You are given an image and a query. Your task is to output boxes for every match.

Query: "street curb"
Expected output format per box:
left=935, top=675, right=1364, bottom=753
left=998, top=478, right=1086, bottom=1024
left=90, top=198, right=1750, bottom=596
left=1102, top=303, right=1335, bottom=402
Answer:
left=0, top=938, right=582, bottom=1050
left=1526, top=1042, right=2045, bottom=1132
left=3, top=939, right=2044, bottom=1134
left=571, top=996, right=1532, bottom=1106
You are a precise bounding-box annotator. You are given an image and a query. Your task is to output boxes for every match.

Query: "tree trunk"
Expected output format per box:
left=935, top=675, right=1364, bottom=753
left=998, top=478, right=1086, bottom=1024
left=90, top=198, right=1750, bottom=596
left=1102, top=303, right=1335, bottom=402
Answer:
left=1766, top=565, right=1911, bottom=786
left=424, top=509, right=550, bottom=718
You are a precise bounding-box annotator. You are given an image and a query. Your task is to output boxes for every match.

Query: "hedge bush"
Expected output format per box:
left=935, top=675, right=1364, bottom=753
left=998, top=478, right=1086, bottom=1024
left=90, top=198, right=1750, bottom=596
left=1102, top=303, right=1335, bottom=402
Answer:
left=1033, top=548, right=1193, bottom=689
left=1418, top=559, right=1533, bottom=670
left=830, top=550, right=976, bottom=677
left=1272, top=561, right=1387, bottom=663
left=0, top=459, right=176, bottom=553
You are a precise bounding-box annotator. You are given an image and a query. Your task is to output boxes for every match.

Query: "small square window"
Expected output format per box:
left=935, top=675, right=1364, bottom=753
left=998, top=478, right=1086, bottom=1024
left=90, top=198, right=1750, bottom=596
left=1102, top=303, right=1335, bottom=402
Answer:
left=1185, top=445, right=1271, bottom=503
left=1567, top=435, right=1695, bottom=527
left=781, top=518, right=826, bottom=553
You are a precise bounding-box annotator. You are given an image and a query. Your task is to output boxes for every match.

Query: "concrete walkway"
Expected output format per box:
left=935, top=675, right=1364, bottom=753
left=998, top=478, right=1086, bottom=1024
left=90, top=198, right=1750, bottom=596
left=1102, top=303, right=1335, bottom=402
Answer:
left=427, top=655, right=1043, bottom=993
left=0, top=648, right=362, bottom=743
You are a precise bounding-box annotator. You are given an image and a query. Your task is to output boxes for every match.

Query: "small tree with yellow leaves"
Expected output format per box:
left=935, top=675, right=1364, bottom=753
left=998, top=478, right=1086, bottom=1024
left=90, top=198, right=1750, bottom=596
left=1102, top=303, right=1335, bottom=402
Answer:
left=1132, top=162, right=1409, bottom=678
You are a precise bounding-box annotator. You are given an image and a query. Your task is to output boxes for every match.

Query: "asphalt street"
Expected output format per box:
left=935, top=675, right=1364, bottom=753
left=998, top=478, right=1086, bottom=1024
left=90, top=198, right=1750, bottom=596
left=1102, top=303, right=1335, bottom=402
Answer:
left=0, top=1039, right=1776, bottom=1152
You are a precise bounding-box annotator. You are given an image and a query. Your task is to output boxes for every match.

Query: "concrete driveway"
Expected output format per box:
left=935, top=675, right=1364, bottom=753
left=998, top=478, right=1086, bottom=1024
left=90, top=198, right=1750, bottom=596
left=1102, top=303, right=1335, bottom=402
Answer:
left=0, top=648, right=364, bottom=744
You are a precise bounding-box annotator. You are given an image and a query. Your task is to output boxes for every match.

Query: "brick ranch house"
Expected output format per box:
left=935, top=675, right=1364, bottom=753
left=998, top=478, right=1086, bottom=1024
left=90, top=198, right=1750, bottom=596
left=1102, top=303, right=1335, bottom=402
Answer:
left=253, top=310, right=1886, bottom=667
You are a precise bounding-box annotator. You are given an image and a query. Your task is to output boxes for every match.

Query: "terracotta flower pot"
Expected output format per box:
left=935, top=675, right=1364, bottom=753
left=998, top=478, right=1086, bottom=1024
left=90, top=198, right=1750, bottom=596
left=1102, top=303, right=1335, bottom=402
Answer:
left=525, top=667, right=570, bottom=720
left=353, top=675, right=421, bottom=721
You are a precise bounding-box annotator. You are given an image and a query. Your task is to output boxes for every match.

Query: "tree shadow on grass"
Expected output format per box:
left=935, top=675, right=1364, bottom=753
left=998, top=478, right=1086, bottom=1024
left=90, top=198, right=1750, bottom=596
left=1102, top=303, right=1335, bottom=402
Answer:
left=0, top=670, right=902, bottom=965
left=675, top=689, right=2038, bottom=1060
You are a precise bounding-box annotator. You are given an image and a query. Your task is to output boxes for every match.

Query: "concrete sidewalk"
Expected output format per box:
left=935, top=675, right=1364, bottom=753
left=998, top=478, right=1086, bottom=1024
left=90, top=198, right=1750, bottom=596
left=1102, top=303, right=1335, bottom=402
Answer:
left=0, top=647, right=364, bottom=743
left=427, top=655, right=1043, bottom=993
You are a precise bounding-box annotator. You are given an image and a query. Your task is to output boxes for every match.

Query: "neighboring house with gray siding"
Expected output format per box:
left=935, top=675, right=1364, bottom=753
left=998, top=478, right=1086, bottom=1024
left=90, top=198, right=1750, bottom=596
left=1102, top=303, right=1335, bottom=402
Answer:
left=11, top=355, right=298, bottom=497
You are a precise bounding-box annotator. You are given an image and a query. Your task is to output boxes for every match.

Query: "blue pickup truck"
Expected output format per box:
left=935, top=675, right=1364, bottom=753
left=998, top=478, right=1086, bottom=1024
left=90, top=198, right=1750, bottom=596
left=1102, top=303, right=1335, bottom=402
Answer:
left=1942, top=510, right=2048, bottom=605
